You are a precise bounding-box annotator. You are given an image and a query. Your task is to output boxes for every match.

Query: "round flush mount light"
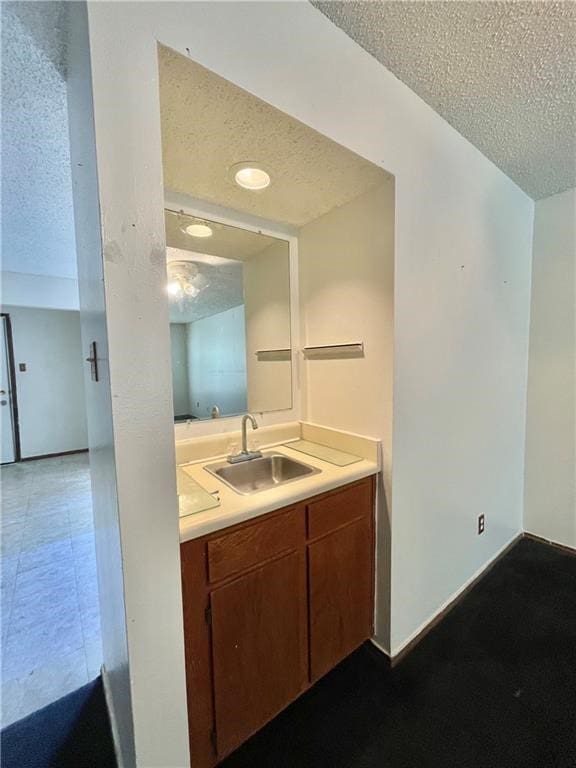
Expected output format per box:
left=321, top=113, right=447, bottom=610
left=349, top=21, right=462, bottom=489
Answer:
left=185, top=223, right=213, bottom=238
left=232, top=162, right=271, bottom=191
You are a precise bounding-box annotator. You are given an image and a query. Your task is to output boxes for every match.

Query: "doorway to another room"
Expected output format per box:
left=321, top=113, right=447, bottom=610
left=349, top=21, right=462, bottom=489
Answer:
left=0, top=307, right=102, bottom=728
left=1, top=315, right=19, bottom=465
left=1, top=0, right=104, bottom=735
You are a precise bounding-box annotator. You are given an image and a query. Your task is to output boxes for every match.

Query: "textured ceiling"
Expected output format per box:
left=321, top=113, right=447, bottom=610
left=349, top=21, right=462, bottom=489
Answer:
left=158, top=46, right=389, bottom=227
left=165, top=210, right=287, bottom=323
left=1, top=2, right=77, bottom=280
left=5, top=0, right=67, bottom=76
left=312, top=1, right=576, bottom=200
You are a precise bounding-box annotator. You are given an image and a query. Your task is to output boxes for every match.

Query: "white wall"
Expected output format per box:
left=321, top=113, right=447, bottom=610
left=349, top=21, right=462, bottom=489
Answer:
left=4, top=306, right=87, bottom=458
left=67, top=5, right=135, bottom=765
left=1, top=271, right=79, bottom=312
left=300, top=181, right=394, bottom=648
left=83, top=1, right=534, bottom=760
left=244, top=240, right=292, bottom=413
left=170, top=324, right=190, bottom=417
left=70, top=2, right=190, bottom=762
left=524, top=188, right=576, bottom=550
left=187, top=305, right=247, bottom=419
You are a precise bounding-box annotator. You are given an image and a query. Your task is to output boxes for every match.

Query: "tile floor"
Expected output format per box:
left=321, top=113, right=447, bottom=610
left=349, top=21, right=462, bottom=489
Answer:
left=1, top=453, right=102, bottom=728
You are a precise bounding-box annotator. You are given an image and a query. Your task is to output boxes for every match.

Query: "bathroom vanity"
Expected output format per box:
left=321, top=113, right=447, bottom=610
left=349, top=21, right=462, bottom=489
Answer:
left=181, top=476, right=375, bottom=765
left=177, top=424, right=379, bottom=766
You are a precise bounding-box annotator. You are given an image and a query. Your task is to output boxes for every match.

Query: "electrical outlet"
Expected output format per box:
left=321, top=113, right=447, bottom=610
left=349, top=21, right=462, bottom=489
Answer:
left=478, top=514, right=485, bottom=535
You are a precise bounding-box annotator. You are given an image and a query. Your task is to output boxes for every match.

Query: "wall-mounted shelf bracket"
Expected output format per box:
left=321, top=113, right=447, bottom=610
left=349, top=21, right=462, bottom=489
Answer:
left=255, top=349, right=292, bottom=361
left=302, top=342, right=364, bottom=359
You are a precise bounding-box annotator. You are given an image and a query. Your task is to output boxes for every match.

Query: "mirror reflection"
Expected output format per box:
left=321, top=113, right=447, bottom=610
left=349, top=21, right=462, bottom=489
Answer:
left=165, top=210, right=292, bottom=421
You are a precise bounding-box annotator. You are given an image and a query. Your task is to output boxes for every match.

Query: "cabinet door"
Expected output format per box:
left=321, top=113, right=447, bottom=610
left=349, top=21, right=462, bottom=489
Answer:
left=308, top=517, right=373, bottom=681
left=210, top=551, right=306, bottom=758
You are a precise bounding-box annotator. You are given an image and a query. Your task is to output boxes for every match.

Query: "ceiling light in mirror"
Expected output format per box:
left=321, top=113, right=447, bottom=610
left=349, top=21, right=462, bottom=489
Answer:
left=232, top=162, right=271, bottom=191
left=176, top=211, right=214, bottom=238
left=185, top=223, right=213, bottom=238
left=166, top=261, right=206, bottom=303
left=167, top=280, right=182, bottom=297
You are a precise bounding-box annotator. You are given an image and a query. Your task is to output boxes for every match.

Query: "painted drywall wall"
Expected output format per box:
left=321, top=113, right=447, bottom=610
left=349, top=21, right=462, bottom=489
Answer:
left=1, top=271, right=79, bottom=311
left=524, top=188, right=576, bottom=550
left=299, top=181, right=394, bottom=648
left=187, top=305, right=247, bottom=419
left=244, top=241, right=292, bottom=413
left=4, top=306, right=87, bottom=457
left=67, top=4, right=136, bottom=765
left=170, top=324, right=190, bottom=417
left=83, top=1, right=534, bottom=759
left=70, top=6, right=189, bottom=765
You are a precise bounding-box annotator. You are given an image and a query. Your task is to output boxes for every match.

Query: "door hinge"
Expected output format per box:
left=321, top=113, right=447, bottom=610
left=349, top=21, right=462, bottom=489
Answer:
left=210, top=728, right=217, bottom=754
left=205, top=605, right=212, bottom=625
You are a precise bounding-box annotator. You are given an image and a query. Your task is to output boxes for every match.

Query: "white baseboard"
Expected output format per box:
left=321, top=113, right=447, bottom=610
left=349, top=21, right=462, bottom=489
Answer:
left=525, top=530, right=576, bottom=553
left=391, top=531, right=523, bottom=659
left=101, top=664, right=125, bottom=768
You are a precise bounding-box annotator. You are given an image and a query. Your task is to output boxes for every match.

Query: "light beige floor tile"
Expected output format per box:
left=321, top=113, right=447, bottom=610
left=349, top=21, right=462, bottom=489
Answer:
left=1, top=522, right=22, bottom=558
left=1, top=648, right=88, bottom=728
left=1, top=456, right=100, bottom=721
left=85, top=637, right=103, bottom=680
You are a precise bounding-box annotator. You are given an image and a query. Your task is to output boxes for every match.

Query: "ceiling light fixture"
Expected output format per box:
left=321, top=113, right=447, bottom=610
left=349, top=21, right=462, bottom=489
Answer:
left=166, top=261, right=207, bottom=304
left=232, top=162, right=271, bottom=191
left=185, top=223, right=213, bottom=238
left=167, top=280, right=183, bottom=298
left=175, top=211, right=214, bottom=238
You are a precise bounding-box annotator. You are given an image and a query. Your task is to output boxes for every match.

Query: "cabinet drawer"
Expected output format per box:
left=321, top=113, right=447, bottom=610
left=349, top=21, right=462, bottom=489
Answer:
left=207, top=507, right=303, bottom=583
left=307, top=478, right=373, bottom=539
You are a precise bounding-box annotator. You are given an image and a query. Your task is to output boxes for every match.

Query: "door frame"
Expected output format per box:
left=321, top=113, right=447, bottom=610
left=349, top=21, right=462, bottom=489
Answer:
left=1, top=313, right=21, bottom=463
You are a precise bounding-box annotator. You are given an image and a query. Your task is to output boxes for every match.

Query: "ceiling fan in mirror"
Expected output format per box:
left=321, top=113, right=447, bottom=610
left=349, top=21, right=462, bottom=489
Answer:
left=166, top=260, right=210, bottom=304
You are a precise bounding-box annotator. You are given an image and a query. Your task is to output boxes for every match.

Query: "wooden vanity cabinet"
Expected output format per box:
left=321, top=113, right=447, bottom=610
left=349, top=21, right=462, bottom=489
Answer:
left=308, top=515, right=374, bottom=681
left=180, top=475, right=375, bottom=766
left=211, top=549, right=307, bottom=757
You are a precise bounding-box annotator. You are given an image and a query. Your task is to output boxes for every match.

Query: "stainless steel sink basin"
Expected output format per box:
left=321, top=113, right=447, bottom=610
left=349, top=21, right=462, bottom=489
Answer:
left=204, top=452, right=321, bottom=495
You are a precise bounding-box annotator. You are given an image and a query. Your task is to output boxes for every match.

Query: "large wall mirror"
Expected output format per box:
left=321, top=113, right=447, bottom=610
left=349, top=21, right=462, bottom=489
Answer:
left=165, top=209, right=292, bottom=421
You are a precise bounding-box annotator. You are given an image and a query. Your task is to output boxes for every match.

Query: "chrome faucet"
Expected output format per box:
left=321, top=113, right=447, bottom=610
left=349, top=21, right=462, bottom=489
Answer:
left=228, top=414, right=263, bottom=464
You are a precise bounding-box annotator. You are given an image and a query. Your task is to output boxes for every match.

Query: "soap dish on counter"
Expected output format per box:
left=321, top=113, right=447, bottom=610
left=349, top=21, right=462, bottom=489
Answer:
left=283, top=439, right=362, bottom=467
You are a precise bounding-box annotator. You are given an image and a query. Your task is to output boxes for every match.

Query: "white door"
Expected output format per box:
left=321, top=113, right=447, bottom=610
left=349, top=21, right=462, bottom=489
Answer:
left=1, top=316, right=16, bottom=464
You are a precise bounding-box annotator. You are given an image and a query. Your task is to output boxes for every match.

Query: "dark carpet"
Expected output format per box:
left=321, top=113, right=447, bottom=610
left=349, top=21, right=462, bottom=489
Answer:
left=1, top=678, right=116, bottom=768
left=223, top=537, right=576, bottom=768
left=2, top=539, right=574, bottom=768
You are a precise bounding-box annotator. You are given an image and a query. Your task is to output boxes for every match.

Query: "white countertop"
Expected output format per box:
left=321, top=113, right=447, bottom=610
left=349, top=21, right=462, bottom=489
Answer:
left=178, top=442, right=379, bottom=542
